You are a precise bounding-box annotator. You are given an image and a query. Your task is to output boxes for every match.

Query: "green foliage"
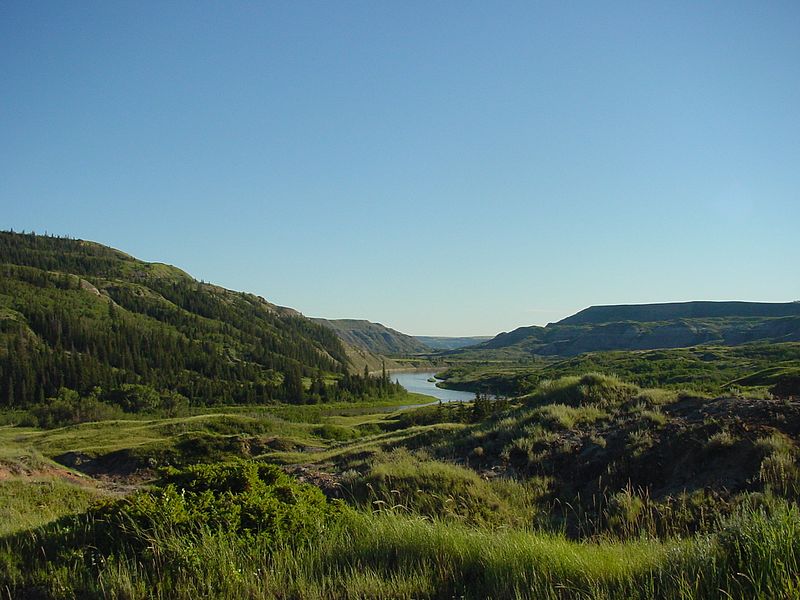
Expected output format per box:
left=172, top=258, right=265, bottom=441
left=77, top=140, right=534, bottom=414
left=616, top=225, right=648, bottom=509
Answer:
left=343, top=449, right=537, bottom=527
left=441, top=343, right=800, bottom=396
left=705, top=429, right=738, bottom=451
left=104, top=384, right=161, bottom=412
left=0, top=231, right=352, bottom=408
left=526, top=373, right=640, bottom=408
left=0, top=477, right=100, bottom=536
left=6, top=500, right=800, bottom=599
left=91, top=460, right=337, bottom=550
left=27, top=387, right=124, bottom=428
left=714, top=500, right=800, bottom=597
left=532, top=403, right=608, bottom=429
left=756, top=433, right=800, bottom=499
left=312, top=423, right=359, bottom=441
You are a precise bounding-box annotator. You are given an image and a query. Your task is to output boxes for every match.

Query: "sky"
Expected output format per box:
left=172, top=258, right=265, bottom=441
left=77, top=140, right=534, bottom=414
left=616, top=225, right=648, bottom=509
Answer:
left=2, top=2, right=799, bottom=336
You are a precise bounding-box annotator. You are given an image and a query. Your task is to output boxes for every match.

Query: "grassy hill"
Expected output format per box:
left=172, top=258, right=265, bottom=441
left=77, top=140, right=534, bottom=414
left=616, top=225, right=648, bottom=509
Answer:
left=0, top=231, right=363, bottom=408
left=463, top=301, right=800, bottom=358
left=312, top=318, right=430, bottom=355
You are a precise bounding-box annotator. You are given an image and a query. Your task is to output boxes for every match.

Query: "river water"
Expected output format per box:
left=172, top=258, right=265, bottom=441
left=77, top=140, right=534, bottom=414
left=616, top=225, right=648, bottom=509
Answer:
left=391, top=370, right=477, bottom=403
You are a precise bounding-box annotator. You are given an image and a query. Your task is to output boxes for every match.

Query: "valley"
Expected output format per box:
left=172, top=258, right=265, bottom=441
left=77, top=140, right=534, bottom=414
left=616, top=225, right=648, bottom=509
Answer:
left=1, top=232, right=800, bottom=599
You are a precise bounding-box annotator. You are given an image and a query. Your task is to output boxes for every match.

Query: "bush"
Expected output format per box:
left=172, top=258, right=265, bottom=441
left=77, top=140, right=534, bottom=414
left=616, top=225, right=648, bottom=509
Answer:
left=105, top=384, right=190, bottom=415
left=532, top=403, right=607, bottom=430
left=28, top=387, right=123, bottom=428
left=92, top=460, right=340, bottom=551
left=313, top=423, right=359, bottom=441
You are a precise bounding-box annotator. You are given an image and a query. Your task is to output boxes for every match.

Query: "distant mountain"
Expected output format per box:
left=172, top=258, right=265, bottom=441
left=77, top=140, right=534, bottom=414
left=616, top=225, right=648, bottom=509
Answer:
left=415, top=336, right=492, bottom=351
left=312, top=318, right=429, bottom=355
left=0, top=231, right=354, bottom=407
left=471, top=301, right=800, bottom=357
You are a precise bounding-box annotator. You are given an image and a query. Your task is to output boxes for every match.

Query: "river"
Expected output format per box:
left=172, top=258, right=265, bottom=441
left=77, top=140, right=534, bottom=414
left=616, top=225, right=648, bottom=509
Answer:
left=392, top=370, right=477, bottom=403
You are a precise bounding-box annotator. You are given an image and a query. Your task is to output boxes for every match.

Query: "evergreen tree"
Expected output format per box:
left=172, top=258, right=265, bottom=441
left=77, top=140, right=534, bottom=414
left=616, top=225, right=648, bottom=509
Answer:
left=282, top=366, right=304, bottom=404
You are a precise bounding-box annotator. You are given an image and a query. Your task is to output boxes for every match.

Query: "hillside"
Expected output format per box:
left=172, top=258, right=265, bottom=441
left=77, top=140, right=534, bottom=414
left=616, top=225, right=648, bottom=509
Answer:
left=469, top=301, right=800, bottom=357
left=0, top=231, right=354, bottom=407
left=560, top=301, right=800, bottom=325
left=439, top=343, right=800, bottom=396
left=312, top=318, right=430, bottom=355
left=414, top=336, right=492, bottom=350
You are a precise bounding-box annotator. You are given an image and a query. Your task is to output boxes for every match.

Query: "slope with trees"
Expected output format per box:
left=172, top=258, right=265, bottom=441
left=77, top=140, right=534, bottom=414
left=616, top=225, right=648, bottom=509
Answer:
left=0, top=231, right=400, bottom=409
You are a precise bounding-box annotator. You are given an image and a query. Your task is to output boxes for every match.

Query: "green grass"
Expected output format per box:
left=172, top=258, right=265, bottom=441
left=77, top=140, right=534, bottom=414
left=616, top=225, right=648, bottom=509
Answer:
left=342, top=448, right=540, bottom=527
left=0, top=393, right=434, bottom=468
left=4, top=499, right=800, bottom=599
left=439, top=342, right=800, bottom=396
left=0, top=440, right=105, bottom=536
left=532, top=403, right=608, bottom=429
left=0, top=477, right=99, bottom=536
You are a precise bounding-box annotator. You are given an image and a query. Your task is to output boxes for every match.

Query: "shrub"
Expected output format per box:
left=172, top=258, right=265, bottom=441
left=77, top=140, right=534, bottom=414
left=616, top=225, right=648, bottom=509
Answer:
left=627, top=428, right=654, bottom=457
left=533, top=403, right=607, bottom=430
left=105, top=384, right=190, bottom=415
left=313, top=423, right=359, bottom=441
left=28, top=387, right=123, bottom=428
left=751, top=433, right=800, bottom=498
left=92, top=460, right=339, bottom=551
left=639, top=409, right=667, bottom=427
left=706, top=429, right=737, bottom=451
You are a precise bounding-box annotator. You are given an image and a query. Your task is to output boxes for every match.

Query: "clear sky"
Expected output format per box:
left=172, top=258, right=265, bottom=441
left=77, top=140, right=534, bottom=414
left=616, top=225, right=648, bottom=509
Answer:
left=2, top=2, right=799, bottom=336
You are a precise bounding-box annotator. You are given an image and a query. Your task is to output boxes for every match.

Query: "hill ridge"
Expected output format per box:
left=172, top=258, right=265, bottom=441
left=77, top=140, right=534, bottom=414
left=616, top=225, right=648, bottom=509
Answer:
left=558, top=300, right=800, bottom=326
left=471, top=301, right=800, bottom=357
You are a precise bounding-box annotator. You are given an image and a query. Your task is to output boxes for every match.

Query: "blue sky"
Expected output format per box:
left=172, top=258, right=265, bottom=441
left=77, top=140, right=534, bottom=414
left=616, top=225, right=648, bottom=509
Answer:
left=2, top=2, right=799, bottom=335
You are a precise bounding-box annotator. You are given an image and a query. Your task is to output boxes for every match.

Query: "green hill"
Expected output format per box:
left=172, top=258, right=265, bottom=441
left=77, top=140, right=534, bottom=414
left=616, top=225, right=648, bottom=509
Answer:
left=312, top=318, right=430, bottom=355
left=0, top=231, right=355, bottom=407
left=470, top=301, right=800, bottom=357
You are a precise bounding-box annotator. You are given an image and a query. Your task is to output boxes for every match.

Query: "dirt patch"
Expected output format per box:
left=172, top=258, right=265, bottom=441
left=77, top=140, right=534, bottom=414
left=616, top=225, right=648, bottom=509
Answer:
left=55, top=450, right=155, bottom=487
left=283, top=465, right=343, bottom=498
left=0, top=455, right=94, bottom=488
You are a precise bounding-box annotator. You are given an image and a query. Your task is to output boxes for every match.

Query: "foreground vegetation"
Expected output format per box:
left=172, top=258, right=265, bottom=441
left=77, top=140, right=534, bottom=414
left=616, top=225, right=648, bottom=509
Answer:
left=2, top=459, right=800, bottom=599
left=1, top=363, right=799, bottom=598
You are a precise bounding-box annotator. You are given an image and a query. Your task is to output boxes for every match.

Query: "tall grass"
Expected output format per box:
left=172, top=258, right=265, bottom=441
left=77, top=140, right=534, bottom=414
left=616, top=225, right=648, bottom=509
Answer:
left=4, top=501, right=800, bottom=599
left=342, top=448, right=540, bottom=527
